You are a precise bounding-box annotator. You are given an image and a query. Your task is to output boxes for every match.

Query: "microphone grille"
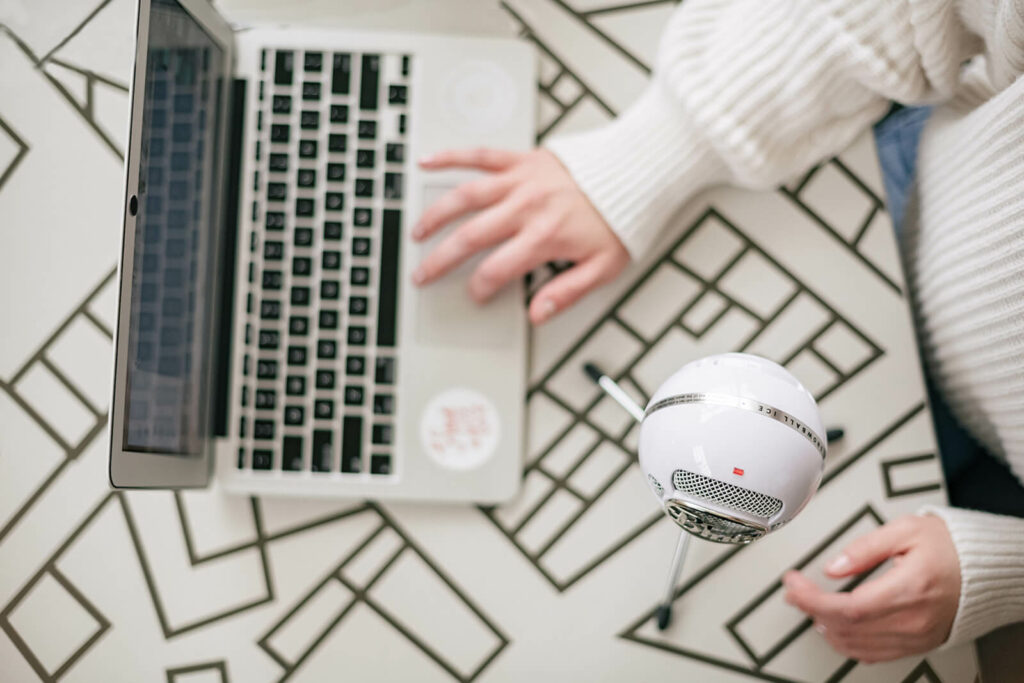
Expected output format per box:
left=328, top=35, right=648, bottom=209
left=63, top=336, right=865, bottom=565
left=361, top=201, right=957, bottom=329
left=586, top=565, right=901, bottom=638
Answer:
left=672, top=469, right=783, bottom=519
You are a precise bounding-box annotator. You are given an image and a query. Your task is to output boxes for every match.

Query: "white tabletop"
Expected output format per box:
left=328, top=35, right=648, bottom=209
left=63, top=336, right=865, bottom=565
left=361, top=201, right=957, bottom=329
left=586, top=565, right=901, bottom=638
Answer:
left=0, top=0, right=979, bottom=681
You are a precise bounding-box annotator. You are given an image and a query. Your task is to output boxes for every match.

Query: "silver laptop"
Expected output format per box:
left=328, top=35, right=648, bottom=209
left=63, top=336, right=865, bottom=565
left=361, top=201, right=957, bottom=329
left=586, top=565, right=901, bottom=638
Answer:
left=108, top=0, right=534, bottom=502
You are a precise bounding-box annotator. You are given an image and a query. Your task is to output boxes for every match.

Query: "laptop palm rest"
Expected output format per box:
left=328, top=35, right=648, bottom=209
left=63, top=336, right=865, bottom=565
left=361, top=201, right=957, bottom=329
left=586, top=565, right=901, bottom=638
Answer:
left=415, top=184, right=518, bottom=348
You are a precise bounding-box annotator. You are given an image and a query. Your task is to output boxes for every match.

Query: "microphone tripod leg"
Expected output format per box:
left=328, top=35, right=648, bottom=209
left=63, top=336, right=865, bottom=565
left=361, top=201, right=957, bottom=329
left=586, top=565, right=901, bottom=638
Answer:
left=656, top=530, right=691, bottom=630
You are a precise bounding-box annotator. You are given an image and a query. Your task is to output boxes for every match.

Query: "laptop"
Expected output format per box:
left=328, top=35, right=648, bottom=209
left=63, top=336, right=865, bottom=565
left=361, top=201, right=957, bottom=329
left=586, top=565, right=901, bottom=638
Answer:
left=107, top=0, right=534, bottom=502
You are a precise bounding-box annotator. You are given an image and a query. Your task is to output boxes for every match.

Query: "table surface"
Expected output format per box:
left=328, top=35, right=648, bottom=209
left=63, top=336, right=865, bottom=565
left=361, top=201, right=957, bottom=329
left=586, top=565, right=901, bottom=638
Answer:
left=0, top=0, right=980, bottom=681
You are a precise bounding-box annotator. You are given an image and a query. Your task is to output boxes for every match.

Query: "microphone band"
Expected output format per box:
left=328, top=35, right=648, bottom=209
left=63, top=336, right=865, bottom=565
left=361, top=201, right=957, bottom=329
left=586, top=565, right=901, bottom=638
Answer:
left=644, top=392, right=827, bottom=460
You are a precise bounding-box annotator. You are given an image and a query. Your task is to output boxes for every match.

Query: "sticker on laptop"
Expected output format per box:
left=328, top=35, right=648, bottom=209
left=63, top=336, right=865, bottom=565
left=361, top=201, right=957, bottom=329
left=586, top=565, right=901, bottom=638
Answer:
left=420, top=388, right=500, bottom=470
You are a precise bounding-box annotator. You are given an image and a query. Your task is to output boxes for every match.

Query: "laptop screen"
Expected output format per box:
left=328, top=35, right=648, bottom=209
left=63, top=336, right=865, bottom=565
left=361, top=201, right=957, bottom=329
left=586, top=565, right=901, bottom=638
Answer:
left=122, top=0, right=225, bottom=455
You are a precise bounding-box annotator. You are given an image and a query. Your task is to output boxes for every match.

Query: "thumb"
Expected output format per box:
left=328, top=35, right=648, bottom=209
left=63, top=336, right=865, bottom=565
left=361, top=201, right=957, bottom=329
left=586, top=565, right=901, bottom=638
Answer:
left=825, top=520, right=913, bottom=578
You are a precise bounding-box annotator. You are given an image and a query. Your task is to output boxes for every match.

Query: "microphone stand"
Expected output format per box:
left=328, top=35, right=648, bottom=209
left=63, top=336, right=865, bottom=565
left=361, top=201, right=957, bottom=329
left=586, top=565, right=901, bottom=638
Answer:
left=583, top=362, right=690, bottom=631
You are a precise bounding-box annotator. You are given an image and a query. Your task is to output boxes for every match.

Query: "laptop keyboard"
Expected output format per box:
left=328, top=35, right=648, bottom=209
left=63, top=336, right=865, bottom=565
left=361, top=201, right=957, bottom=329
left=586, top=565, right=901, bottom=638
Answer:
left=236, top=48, right=410, bottom=478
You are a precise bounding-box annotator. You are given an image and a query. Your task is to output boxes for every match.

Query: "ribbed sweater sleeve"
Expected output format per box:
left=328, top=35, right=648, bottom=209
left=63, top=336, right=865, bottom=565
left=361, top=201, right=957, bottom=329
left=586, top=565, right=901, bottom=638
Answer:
left=922, top=506, right=1024, bottom=646
left=545, top=0, right=975, bottom=258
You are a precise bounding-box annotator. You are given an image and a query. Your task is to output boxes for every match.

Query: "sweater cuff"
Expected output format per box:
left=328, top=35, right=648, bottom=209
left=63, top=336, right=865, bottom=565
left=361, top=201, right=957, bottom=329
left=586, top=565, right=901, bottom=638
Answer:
left=544, top=82, right=729, bottom=260
left=921, top=505, right=1024, bottom=646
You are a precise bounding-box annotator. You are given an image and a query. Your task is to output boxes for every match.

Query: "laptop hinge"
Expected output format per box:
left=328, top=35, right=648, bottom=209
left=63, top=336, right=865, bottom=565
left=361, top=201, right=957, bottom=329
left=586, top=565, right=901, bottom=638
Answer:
left=212, top=78, right=247, bottom=437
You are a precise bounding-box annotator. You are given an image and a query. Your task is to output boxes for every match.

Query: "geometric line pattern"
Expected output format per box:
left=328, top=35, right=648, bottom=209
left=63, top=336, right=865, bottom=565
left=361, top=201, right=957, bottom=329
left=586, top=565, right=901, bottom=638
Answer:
left=482, top=207, right=884, bottom=592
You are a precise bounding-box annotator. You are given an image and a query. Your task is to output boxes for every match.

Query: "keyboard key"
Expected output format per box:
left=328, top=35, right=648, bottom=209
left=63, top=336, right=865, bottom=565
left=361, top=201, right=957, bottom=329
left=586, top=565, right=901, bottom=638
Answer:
left=296, top=198, right=314, bottom=217
left=372, top=424, right=393, bottom=445
left=283, top=436, right=303, bottom=471
left=370, top=453, right=391, bottom=475
left=385, top=143, right=404, bottom=163
left=289, top=315, right=308, bottom=335
left=272, top=95, right=291, bottom=114
left=327, top=163, right=346, bottom=182
left=331, top=53, right=351, bottom=94
left=343, top=415, right=363, bottom=470
left=238, top=447, right=245, bottom=468
left=300, top=110, right=319, bottom=129
left=377, top=209, right=401, bottom=346
left=271, top=124, right=290, bottom=143
left=291, top=286, right=310, bottom=306
left=354, top=208, right=372, bottom=226
left=330, top=104, right=348, bottom=123
left=384, top=172, right=402, bottom=200
left=258, top=329, right=280, bottom=349
left=312, top=429, right=332, bottom=471
left=324, top=221, right=343, bottom=240
left=253, top=449, right=273, bottom=470
left=328, top=134, right=347, bottom=153
left=266, top=211, right=285, bottom=230
left=314, top=399, right=334, bottom=419
left=254, top=419, right=275, bottom=439
left=255, top=389, right=276, bottom=409
left=269, top=153, right=289, bottom=171
left=401, top=55, right=410, bottom=76
left=293, top=256, right=312, bottom=276
left=274, top=51, right=294, bottom=85
left=302, top=81, right=321, bottom=100
left=260, top=300, right=281, bottom=320
left=297, top=169, right=316, bottom=188
left=295, top=227, right=313, bottom=246
left=342, top=450, right=362, bottom=473
left=257, top=359, right=278, bottom=378
left=358, top=120, right=377, bottom=139
left=299, top=139, right=318, bottom=158
left=375, top=357, right=395, bottom=384
left=323, top=250, right=341, bottom=270
left=360, top=54, right=380, bottom=110
left=243, top=353, right=251, bottom=375
left=325, top=192, right=345, bottom=212
left=267, top=182, right=286, bottom=201
left=321, top=280, right=340, bottom=300
left=239, top=416, right=247, bottom=438
left=316, top=369, right=335, bottom=389
left=241, top=386, right=249, bottom=407
left=351, top=267, right=369, bottom=286
left=318, top=339, right=337, bottom=359
left=286, top=375, right=305, bottom=395
left=319, top=310, right=339, bottom=329
left=353, top=237, right=371, bottom=256
left=356, top=149, right=375, bottom=168
left=348, top=326, right=367, bottom=345
left=388, top=84, right=407, bottom=105
left=346, top=355, right=365, bottom=375
left=398, top=113, right=406, bottom=134
left=264, top=240, right=284, bottom=260
left=374, top=394, right=394, bottom=415
left=349, top=296, right=368, bottom=315
left=355, top=178, right=374, bottom=198
left=304, top=51, right=323, bottom=72
left=287, top=345, right=307, bottom=365
left=284, top=405, right=305, bottom=425
left=262, top=270, right=282, bottom=290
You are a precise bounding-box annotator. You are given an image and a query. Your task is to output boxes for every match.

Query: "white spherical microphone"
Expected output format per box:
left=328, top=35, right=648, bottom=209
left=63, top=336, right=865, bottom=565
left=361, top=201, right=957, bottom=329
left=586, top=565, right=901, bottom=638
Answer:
left=639, top=352, right=826, bottom=544
left=584, top=352, right=828, bottom=630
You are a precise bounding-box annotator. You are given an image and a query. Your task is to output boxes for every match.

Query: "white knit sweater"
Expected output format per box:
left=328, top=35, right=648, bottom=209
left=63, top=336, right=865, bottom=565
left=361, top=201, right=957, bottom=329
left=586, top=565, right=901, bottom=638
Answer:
left=547, top=0, right=1024, bottom=647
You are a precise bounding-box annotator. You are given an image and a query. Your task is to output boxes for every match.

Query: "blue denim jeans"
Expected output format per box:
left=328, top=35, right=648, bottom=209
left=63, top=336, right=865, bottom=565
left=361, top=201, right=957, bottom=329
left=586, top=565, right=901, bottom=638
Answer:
left=873, top=106, right=1024, bottom=516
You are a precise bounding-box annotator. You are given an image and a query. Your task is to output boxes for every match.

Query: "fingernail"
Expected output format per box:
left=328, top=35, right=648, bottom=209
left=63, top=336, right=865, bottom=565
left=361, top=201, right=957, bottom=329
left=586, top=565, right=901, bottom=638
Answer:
left=826, top=554, right=851, bottom=575
left=412, top=268, right=426, bottom=286
left=411, top=224, right=424, bottom=240
left=419, top=154, right=435, bottom=165
left=535, top=299, right=557, bottom=323
left=814, top=623, right=827, bottom=635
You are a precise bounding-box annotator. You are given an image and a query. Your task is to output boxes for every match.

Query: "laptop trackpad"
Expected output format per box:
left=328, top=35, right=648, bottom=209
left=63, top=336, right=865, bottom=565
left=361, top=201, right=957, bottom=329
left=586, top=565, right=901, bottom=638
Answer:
left=415, top=185, right=517, bottom=348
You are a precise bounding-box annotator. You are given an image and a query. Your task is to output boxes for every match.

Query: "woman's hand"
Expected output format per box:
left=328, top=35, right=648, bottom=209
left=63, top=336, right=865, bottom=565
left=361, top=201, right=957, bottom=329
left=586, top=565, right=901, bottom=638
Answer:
left=783, top=515, right=961, bottom=663
left=412, top=148, right=630, bottom=325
